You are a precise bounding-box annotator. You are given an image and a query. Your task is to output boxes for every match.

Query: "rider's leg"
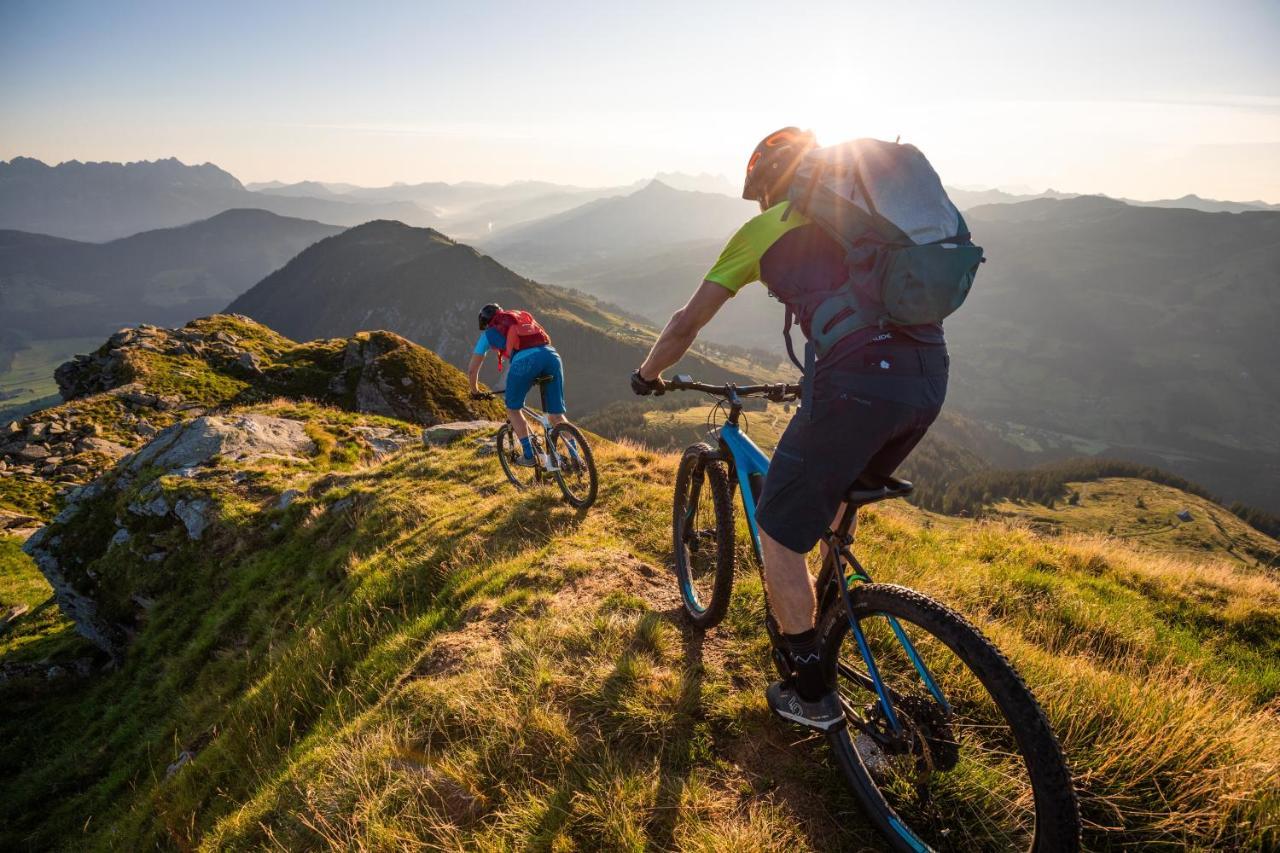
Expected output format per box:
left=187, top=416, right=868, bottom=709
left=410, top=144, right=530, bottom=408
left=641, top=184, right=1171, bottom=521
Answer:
left=506, top=408, right=531, bottom=439
left=761, top=531, right=816, bottom=635
left=539, top=349, right=580, bottom=457
left=504, top=354, right=540, bottom=460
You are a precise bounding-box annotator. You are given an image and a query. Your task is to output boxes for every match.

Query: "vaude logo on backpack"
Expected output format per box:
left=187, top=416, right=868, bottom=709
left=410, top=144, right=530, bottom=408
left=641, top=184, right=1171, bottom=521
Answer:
left=782, top=138, right=984, bottom=364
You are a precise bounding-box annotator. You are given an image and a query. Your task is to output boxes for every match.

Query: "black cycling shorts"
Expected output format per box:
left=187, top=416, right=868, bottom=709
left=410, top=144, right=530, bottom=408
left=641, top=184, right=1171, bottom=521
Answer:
left=756, top=342, right=948, bottom=553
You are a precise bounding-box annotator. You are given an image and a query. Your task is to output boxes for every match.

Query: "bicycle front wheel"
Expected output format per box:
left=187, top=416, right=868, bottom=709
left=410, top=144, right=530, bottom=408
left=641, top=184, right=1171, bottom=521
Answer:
left=495, top=425, right=541, bottom=491
left=672, top=442, right=735, bottom=628
left=549, top=423, right=598, bottom=508
left=820, top=584, right=1080, bottom=853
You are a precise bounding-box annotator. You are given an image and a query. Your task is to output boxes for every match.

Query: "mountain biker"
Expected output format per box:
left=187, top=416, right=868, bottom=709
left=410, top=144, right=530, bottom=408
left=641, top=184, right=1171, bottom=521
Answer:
left=631, top=127, right=949, bottom=732
left=469, top=303, right=571, bottom=467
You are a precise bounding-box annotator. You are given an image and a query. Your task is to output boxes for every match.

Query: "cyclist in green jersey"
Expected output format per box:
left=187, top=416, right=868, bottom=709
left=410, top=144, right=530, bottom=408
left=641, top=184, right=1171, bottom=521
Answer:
left=632, top=128, right=949, bottom=731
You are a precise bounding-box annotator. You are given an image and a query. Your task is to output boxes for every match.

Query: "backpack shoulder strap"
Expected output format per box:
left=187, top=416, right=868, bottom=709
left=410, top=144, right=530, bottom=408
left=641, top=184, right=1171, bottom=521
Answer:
left=782, top=307, right=804, bottom=372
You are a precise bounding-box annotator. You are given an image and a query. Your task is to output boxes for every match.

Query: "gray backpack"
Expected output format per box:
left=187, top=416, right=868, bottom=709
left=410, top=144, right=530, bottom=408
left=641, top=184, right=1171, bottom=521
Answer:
left=781, top=138, right=983, bottom=368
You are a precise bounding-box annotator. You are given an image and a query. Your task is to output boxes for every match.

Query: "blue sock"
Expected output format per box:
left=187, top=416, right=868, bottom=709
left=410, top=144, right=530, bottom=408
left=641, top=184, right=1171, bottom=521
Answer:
left=519, top=436, right=534, bottom=459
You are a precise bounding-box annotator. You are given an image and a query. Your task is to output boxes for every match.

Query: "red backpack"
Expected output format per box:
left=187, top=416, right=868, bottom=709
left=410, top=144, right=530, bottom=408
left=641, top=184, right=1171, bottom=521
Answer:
left=487, top=309, right=551, bottom=370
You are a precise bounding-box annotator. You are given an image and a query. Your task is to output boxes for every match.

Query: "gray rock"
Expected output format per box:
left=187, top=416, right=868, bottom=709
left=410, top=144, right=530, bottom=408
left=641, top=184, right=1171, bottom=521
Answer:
left=145, top=551, right=167, bottom=563
left=129, top=484, right=170, bottom=518
left=110, top=527, right=131, bottom=548
left=108, top=328, right=138, bottom=348
left=76, top=436, right=132, bottom=458
left=352, top=425, right=417, bottom=457
left=276, top=489, right=302, bottom=509
left=237, top=351, right=263, bottom=375
left=423, top=420, right=504, bottom=446
left=22, top=537, right=120, bottom=659
left=53, top=503, right=81, bottom=525
left=15, top=444, right=51, bottom=461
left=126, top=414, right=315, bottom=473
left=66, top=480, right=106, bottom=504
left=0, top=509, right=41, bottom=531
left=173, top=498, right=213, bottom=540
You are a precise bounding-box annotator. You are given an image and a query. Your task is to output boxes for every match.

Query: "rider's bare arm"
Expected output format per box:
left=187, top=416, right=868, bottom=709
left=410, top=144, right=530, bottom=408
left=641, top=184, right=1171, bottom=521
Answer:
left=467, top=353, right=485, bottom=392
left=638, top=280, right=732, bottom=381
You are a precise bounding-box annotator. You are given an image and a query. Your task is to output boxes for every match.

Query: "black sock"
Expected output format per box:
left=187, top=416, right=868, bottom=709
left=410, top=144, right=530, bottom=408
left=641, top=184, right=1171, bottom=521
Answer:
left=782, top=629, right=827, bottom=701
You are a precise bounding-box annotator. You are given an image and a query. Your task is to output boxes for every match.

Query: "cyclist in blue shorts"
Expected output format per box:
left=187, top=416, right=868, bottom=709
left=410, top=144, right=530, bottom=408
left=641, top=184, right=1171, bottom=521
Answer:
left=468, top=303, right=570, bottom=467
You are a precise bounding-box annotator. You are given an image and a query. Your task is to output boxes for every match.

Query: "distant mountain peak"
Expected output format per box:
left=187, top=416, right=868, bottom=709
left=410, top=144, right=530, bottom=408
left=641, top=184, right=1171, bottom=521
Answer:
left=638, top=178, right=677, bottom=194
left=344, top=218, right=454, bottom=243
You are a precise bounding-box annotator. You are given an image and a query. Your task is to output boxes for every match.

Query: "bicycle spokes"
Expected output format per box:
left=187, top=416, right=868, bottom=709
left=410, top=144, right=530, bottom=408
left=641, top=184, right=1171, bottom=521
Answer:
left=837, top=612, right=1039, bottom=850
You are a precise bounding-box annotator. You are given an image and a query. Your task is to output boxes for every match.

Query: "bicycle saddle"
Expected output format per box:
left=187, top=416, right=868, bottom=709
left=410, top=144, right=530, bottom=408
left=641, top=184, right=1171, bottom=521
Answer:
left=845, top=473, right=914, bottom=506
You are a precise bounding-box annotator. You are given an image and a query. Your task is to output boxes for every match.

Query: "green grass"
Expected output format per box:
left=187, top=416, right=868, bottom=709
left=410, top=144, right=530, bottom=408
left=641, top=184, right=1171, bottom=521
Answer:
left=1, top=425, right=1277, bottom=850
left=0, top=536, right=83, bottom=665
left=992, top=477, right=1280, bottom=568
left=0, top=336, right=101, bottom=411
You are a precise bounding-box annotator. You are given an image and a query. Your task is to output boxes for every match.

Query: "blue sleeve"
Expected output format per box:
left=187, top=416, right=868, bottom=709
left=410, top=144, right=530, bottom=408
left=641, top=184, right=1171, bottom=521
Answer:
left=473, top=331, right=491, bottom=356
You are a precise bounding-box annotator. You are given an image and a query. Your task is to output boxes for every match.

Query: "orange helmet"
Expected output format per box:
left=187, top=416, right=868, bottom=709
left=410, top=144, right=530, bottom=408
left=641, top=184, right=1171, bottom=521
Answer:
left=741, top=126, right=817, bottom=204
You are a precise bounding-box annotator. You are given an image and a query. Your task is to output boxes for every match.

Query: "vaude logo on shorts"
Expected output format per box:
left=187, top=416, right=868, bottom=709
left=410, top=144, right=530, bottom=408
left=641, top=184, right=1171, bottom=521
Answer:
left=871, top=332, right=893, bottom=343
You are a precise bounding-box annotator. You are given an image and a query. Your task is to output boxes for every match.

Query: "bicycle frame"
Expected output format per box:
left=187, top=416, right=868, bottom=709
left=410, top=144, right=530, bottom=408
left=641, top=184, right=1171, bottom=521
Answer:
left=699, top=385, right=947, bottom=740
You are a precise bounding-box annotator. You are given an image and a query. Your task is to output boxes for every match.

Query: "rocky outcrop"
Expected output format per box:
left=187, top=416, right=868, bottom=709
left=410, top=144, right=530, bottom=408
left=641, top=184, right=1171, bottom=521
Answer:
left=125, top=414, right=315, bottom=472
left=54, top=318, right=270, bottom=402
left=326, top=331, right=502, bottom=426
left=22, top=413, right=318, bottom=658
left=423, top=420, right=504, bottom=446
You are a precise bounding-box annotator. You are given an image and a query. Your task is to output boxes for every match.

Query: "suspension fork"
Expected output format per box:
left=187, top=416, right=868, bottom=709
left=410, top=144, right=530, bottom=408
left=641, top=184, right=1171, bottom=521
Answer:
left=680, top=455, right=706, bottom=543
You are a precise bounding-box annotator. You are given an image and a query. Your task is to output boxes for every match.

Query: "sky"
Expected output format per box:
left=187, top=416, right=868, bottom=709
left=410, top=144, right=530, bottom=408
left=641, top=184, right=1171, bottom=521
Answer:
left=2, top=0, right=1279, bottom=202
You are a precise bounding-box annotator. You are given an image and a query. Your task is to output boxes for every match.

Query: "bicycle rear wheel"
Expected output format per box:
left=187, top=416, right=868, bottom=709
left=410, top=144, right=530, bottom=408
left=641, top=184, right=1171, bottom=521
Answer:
left=495, top=425, right=541, bottom=491
left=549, top=423, right=598, bottom=508
left=672, top=442, right=735, bottom=628
left=820, top=584, right=1079, bottom=852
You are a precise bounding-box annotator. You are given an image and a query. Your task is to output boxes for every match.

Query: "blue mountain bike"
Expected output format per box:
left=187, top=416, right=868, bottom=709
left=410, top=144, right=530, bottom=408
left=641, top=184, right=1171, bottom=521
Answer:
left=663, top=375, right=1080, bottom=853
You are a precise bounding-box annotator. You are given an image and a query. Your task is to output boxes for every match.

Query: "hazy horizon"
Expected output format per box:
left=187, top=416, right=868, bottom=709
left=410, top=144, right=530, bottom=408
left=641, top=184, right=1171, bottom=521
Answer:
left=2, top=0, right=1279, bottom=202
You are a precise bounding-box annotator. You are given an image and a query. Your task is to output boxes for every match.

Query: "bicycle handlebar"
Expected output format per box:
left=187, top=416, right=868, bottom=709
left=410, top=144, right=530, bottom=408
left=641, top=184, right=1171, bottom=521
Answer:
left=664, top=377, right=801, bottom=403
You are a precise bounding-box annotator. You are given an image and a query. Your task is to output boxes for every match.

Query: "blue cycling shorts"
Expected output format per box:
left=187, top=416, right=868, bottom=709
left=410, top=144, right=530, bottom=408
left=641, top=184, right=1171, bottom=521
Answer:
left=504, top=346, right=565, bottom=414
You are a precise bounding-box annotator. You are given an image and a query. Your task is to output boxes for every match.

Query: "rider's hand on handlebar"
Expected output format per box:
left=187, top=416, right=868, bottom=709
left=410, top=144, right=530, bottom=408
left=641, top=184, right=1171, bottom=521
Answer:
left=630, top=369, right=665, bottom=396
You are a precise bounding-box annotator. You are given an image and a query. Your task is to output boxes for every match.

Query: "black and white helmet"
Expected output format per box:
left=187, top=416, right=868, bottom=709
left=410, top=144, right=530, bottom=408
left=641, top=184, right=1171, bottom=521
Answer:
left=478, top=303, right=502, bottom=330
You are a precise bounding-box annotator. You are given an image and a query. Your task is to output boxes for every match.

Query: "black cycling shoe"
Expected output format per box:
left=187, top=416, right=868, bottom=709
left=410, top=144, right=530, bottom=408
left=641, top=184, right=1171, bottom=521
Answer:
left=766, top=680, right=846, bottom=732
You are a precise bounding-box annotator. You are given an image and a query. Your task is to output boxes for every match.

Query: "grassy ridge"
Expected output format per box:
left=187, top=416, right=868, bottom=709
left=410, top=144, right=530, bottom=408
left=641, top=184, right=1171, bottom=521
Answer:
left=2, top=426, right=1277, bottom=850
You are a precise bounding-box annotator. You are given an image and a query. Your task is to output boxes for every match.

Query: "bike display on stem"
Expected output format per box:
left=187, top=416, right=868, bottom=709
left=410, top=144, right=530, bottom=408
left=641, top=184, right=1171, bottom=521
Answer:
left=664, top=374, right=1081, bottom=853
left=479, top=376, right=598, bottom=509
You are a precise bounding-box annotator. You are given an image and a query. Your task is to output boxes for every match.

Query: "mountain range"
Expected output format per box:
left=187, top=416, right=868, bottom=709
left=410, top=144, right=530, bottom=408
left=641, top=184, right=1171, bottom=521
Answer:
left=0, top=208, right=345, bottom=415
left=0, top=209, right=342, bottom=344
left=227, top=220, right=763, bottom=411
left=475, top=188, right=1280, bottom=512
left=480, top=179, right=757, bottom=279
left=0, top=157, right=431, bottom=242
